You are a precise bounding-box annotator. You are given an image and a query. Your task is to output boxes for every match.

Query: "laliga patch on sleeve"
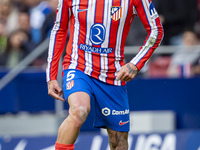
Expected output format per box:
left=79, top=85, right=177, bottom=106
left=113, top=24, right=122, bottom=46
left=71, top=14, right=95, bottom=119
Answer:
left=148, top=37, right=156, bottom=46
left=149, top=2, right=159, bottom=20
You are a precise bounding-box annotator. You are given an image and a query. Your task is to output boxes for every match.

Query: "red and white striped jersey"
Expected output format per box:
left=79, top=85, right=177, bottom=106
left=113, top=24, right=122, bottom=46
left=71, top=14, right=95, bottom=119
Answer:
left=46, top=0, right=164, bottom=86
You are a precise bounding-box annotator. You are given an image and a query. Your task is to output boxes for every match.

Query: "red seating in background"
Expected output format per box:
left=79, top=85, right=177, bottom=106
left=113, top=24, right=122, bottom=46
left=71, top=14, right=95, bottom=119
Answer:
left=148, top=56, right=171, bottom=78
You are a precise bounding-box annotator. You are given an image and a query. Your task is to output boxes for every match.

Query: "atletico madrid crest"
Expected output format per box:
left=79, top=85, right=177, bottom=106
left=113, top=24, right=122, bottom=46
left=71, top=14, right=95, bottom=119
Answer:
left=66, top=80, right=74, bottom=90
left=110, top=6, right=122, bottom=21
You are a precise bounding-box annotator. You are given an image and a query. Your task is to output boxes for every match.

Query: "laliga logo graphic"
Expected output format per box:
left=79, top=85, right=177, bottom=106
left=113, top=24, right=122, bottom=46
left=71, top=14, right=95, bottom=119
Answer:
left=102, top=107, right=110, bottom=116
left=149, top=2, right=158, bottom=20
left=89, top=23, right=106, bottom=45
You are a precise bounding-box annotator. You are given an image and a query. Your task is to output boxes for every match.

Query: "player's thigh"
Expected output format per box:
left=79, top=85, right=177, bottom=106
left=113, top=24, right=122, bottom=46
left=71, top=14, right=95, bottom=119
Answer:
left=68, top=91, right=91, bottom=112
left=92, top=79, right=130, bottom=132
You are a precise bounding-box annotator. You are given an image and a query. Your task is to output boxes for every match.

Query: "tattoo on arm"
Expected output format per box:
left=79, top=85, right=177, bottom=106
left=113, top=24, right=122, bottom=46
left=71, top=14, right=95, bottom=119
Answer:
left=127, top=64, right=138, bottom=75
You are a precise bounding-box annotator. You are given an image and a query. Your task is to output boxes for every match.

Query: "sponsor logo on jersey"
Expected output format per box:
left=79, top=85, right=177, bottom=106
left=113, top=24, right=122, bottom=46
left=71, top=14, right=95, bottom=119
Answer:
left=89, top=23, right=106, bottom=45
left=149, top=2, right=158, bottom=20
left=102, top=108, right=129, bottom=116
left=66, top=80, right=74, bottom=90
left=111, top=6, right=122, bottom=21
left=79, top=44, right=113, bottom=54
left=119, top=120, right=129, bottom=126
left=112, top=109, right=129, bottom=115
left=102, top=107, right=110, bottom=116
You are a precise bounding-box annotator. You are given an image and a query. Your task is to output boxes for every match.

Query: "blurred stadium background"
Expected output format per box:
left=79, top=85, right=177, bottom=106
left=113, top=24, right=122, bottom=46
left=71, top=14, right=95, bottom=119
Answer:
left=0, top=0, right=200, bottom=149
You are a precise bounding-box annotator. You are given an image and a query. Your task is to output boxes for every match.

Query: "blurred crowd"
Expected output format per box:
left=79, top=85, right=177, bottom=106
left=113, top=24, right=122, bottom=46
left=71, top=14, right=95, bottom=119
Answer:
left=0, top=0, right=200, bottom=77
left=0, top=0, right=58, bottom=68
left=126, top=0, right=200, bottom=78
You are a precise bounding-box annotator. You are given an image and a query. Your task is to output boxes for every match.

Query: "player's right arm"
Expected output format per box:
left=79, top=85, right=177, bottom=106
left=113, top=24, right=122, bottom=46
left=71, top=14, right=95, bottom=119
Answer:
left=46, top=0, right=70, bottom=101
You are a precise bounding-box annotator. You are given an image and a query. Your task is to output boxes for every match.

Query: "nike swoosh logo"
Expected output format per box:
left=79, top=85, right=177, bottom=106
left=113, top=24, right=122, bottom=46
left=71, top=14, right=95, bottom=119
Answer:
left=77, top=9, right=88, bottom=12
left=119, top=120, right=129, bottom=126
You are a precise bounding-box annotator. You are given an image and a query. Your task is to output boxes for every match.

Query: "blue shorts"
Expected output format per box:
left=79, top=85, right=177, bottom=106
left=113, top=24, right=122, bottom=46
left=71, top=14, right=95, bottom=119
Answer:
left=63, top=69, right=130, bottom=132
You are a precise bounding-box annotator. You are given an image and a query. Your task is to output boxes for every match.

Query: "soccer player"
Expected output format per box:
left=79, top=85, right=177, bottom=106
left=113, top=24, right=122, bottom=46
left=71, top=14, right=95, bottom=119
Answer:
left=46, top=0, right=163, bottom=149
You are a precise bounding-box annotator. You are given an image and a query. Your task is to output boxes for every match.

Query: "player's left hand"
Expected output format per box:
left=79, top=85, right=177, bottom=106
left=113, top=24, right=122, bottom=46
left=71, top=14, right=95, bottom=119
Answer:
left=116, top=63, right=138, bottom=82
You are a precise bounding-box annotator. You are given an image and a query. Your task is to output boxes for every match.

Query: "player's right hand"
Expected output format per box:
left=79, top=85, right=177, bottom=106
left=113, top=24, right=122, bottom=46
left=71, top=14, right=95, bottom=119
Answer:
left=47, top=80, right=65, bottom=102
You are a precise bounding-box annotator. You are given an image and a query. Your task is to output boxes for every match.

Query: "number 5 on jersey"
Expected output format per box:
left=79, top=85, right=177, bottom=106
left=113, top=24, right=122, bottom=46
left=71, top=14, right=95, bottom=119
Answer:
left=66, top=70, right=76, bottom=81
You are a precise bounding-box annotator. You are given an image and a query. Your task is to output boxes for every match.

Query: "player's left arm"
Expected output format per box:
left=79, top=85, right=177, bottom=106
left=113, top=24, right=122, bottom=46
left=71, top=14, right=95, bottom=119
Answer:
left=117, top=0, right=164, bottom=82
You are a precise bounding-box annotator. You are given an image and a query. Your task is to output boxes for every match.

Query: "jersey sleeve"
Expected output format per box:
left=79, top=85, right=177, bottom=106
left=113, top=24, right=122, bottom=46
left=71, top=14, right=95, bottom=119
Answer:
left=46, top=0, right=70, bottom=82
left=130, top=0, right=164, bottom=71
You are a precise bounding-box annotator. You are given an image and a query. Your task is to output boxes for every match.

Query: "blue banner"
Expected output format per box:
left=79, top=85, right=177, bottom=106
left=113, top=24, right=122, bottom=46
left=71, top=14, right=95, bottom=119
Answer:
left=0, top=130, right=200, bottom=150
